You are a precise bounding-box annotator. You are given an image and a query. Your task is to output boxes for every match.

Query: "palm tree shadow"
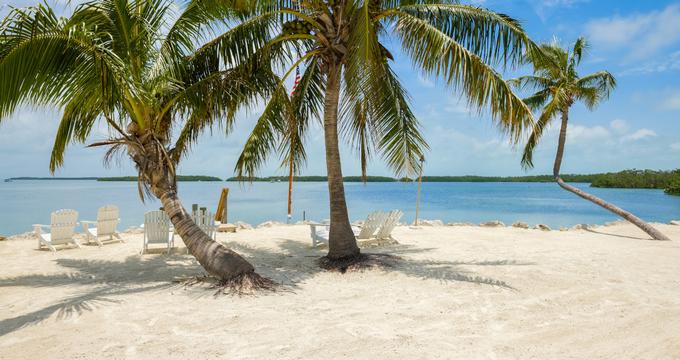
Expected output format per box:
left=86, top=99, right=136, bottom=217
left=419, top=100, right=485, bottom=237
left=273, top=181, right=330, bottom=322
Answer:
left=0, top=255, right=200, bottom=337
left=224, top=240, right=533, bottom=291
left=585, top=228, right=651, bottom=241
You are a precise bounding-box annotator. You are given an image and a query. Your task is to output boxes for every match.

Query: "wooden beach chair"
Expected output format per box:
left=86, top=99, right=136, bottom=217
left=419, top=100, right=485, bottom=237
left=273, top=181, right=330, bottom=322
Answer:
left=142, top=210, right=174, bottom=254
left=82, top=205, right=123, bottom=246
left=34, top=209, right=80, bottom=252
left=353, top=211, right=387, bottom=240
left=309, top=211, right=390, bottom=247
left=192, top=209, right=217, bottom=240
left=375, top=210, right=403, bottom=240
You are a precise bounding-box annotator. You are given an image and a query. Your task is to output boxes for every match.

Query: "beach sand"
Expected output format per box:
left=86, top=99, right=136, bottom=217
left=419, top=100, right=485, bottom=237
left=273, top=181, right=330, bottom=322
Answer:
left=1, top=223, right=679, bottom=359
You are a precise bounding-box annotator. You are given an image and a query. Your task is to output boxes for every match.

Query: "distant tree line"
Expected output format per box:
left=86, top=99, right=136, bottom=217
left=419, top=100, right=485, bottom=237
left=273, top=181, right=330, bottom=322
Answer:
left=98, top=175, right=222, bottom=182
left=227, top=170, right=680, bottom=196
left=591, top=169, right=680, bottom=195
left=7, top=171, right=679, bottom=196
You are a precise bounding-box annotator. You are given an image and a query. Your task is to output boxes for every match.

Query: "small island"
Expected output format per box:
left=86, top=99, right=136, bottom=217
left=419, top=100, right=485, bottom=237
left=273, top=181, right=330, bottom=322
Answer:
left=98, top=175, right=222, bottom=182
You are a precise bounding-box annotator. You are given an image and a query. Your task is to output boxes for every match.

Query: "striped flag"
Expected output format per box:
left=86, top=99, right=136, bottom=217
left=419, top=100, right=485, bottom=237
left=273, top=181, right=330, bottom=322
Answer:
left=291, top=66, right=301, bottom=96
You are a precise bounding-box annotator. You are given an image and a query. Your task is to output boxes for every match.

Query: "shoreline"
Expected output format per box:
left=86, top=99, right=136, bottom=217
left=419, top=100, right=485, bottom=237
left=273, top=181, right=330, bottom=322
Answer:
left=5, top=218, right=678, bottom=239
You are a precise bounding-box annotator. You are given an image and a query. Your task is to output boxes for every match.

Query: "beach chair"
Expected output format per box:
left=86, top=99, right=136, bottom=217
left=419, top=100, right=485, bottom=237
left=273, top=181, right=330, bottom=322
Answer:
left=142, top=210, right=174, bottom=254
left=353, top=211, right=387, bottom=240
left=82, top=205, right=123, bottom=246
left=192, top=210, right=217, bottom=240
left=33, top=209, right=80, bottom=252
left=309, top=212, right=389, bottom=247
left=375, top=210, right=403, bottom=240
left=309, top=222, right=330, bottom=247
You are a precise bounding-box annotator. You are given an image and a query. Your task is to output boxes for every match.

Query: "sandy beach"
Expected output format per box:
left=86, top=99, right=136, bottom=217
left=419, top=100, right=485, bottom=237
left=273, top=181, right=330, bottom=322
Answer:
left=1, top=223, right=679, bottom=359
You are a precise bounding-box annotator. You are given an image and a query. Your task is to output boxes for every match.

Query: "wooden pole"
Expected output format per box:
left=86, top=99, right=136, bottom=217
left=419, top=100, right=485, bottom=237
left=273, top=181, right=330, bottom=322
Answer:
left=414, top=155, right=425, bottom=226
left=287, top=156, right=294, bottom=223
left=215, top=188, right=229, bottom=223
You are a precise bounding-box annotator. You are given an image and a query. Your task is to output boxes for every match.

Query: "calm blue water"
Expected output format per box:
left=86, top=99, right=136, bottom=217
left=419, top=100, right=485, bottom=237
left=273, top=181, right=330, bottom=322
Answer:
left=1, top=180, right=678, bottom=235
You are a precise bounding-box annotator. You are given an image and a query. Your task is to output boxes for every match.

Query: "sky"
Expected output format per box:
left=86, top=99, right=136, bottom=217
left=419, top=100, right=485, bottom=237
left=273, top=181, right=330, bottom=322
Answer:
left=0, top=0, right=679, bottom=179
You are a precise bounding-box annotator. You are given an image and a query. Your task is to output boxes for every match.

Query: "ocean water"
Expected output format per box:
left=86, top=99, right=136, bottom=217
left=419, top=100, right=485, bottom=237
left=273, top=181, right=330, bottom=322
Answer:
left=1, top=180, right=679, bottom=235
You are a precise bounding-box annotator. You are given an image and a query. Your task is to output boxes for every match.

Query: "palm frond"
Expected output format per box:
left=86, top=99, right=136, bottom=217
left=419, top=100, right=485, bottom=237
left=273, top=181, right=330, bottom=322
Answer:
left=396, top=12, right=533, bottom=142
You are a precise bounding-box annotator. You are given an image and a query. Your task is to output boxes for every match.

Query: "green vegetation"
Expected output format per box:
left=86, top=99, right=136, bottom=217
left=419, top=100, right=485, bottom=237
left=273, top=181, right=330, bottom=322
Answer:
left=98, top=176, right=222, bottom=182
left=591, top=170, right=676, bottom=189
left=665, top=171, right=680, bottom=196
left=226, top=173, right=614, bottom=183
left=420, top=174, right=597, bottom=183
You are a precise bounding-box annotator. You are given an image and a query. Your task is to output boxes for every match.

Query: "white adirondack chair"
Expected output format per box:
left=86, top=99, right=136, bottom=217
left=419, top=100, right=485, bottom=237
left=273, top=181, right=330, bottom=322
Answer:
left=33, top=209, right=80, bottom=252
left=309, top=223, right=330, bottom=247
left=353, top=211, right=387, bottom=240
left=142, top=210, right=174, bottom=254
left=375, top=210, right=403, bottom=240
left=82, top=205, right=123, bottom=246
left=192, top=210, right=217, bottom=240
left=309, top=211, right=391, bottom=247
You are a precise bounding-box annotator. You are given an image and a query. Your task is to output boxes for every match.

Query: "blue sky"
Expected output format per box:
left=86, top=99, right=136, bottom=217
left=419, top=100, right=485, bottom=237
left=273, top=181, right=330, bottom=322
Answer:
left=0, top=0, right=679, bottom=179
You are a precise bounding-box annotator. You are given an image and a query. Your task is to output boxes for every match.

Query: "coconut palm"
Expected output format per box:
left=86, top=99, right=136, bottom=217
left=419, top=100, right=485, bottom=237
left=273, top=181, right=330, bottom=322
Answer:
left=230, top=0, right=537, bottom=263
left=0, top=0, right=284, bottom=284
left=512, top=37, right=669, bottom=240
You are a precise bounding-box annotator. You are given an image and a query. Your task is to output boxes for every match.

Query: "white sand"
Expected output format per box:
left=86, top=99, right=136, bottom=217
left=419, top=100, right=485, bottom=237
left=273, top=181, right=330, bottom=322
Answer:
left=1, top=223, right=680, bottom=359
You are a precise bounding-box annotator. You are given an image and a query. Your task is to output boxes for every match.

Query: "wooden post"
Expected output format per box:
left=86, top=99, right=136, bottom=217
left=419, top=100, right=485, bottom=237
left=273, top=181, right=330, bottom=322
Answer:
left=415, top=155, right=425, bottom=226
left=215, top=188, right=229, bottom=223
left=287, top=155, right=294, bottom=224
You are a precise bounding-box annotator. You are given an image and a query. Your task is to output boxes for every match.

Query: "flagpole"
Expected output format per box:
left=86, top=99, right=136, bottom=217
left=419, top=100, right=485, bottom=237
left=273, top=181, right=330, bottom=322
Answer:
left=287, top=66, right=301, bottom=224
left=414, top=155, right=425, bottom=226
left=287, top=154, right=294, bottom=224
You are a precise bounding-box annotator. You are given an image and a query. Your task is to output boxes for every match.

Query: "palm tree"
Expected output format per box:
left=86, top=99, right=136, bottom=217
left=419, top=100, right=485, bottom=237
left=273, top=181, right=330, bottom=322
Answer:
left=512, top=38, right=669, bottom=240
left=0, top=0, right=284, bottom=283
left=230, top=0, right=537, bottom=263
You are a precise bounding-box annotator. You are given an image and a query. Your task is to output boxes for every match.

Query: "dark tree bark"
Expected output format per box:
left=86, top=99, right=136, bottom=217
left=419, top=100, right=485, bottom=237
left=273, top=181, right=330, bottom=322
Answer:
left=322, top=64, right=361, bottom=259
left=554, top=107, right=670, bottom=241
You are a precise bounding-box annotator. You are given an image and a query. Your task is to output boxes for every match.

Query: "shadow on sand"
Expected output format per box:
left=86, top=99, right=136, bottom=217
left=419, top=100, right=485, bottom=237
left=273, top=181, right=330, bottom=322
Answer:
left=0, top=238, right=534, bottom=337
left=585, top=228, right=652, bottom=241
left=223, top=239, right=533, bottom=291
left=0, top=255, right=200, bottom=337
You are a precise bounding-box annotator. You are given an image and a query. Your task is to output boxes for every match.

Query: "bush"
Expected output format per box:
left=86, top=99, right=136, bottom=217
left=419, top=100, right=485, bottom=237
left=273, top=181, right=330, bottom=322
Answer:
left=664, top=170, right=680, bottom=196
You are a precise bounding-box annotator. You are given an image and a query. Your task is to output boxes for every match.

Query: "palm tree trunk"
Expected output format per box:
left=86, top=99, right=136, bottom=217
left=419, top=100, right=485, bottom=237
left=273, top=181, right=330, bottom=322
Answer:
left=154, top=185, right=257, bottom=277
left=323, top=64, right=360, bottom=259
left=554, top=108, right=670, bottom=240
left=127, top=129, right=257, bottom=280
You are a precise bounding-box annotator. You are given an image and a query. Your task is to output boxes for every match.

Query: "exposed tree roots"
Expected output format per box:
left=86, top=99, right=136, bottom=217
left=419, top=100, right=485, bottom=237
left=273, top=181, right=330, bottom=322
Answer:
left=318, top=253, right=401, bottom=274
left=179, top=271, right=279, bottom=297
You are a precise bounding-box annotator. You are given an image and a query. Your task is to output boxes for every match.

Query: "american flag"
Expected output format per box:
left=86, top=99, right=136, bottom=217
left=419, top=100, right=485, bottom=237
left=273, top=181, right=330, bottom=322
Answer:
left=291, top=66, right=301, bottom=96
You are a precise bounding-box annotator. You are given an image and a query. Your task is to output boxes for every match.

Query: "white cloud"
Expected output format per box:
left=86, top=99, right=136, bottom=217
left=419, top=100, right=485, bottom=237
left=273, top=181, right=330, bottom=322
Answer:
left=585, top=5, right=680, bottom=61
left=609, top=119, right=629, bottom=134
left=566, top=124, right=611, bottom=143
left=620, top=51, right=680, bottom=76
left=621, top=129, right=657, bottom=142
left=671, top=143, right=680, bottom=151
left=530, top=0, right=589, bottom=21
left=661, top=91, right=680, bottom=110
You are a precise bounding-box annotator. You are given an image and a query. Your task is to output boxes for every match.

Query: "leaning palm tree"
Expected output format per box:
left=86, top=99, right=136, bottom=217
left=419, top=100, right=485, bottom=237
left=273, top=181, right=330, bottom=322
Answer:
left=511, top=37, right=669, bottom=240
left=229, top=0, right=537, bottom=264
left=0, top=0, right=284, bottom=284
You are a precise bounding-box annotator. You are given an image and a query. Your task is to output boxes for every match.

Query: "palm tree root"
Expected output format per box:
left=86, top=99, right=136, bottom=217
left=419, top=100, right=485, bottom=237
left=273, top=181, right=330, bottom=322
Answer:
left=179, top=271, right=279, bottom=296
left=318, top=253, right=400, bottom=273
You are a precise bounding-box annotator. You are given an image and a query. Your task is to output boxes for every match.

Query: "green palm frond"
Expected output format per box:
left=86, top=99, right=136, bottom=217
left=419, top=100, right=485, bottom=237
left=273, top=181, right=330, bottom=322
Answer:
left=520, top=92, right=564, bottom=169
left=516, top=37, right=616, bottom=169
left=394, top=4, right=530, bottom=67
left=396, top=12, right=533, bottom=142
